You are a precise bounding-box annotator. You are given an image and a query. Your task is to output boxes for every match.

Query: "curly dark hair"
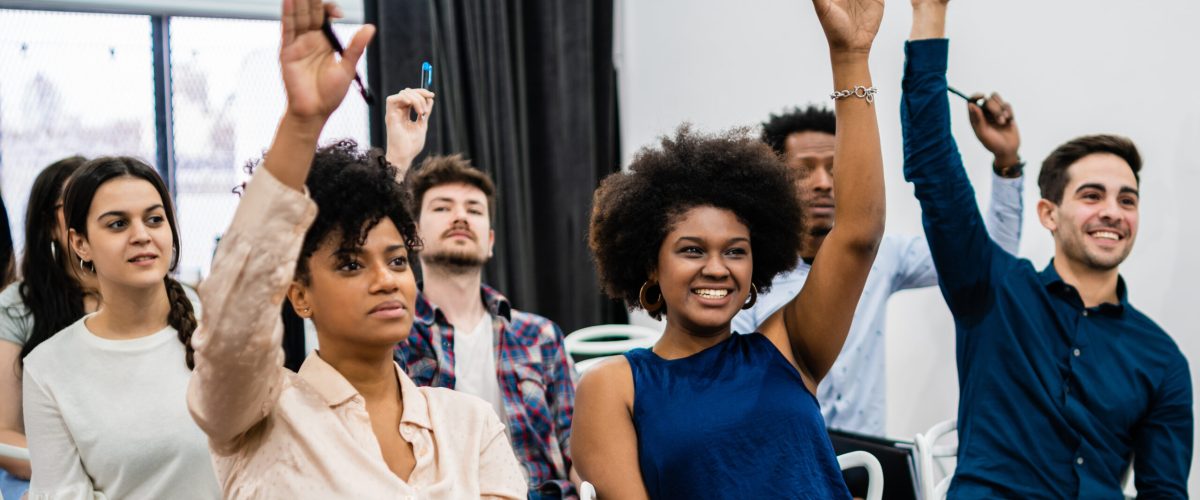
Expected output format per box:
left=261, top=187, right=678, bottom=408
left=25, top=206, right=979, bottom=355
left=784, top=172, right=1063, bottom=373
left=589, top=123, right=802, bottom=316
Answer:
left=761, top=104, right=836, bottom=155
left=246, top=140, right=421, bottom=284
left=589, top=126, right=803, bottom=315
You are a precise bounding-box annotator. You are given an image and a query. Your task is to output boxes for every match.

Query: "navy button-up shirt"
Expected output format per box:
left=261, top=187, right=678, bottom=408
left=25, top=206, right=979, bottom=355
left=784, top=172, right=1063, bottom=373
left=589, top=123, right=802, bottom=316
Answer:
left=901, top=39, right=1192, bottom=498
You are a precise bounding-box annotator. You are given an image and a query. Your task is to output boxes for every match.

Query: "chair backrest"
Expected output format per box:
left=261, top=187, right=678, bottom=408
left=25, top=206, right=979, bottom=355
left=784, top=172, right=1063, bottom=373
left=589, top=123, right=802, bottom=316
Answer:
left=913, top=419, right=957, bottom=500
left=1121, top=459, right=1135, bottom=499
left=828, top=429, right=919, bottom=500
left=0, top=443, right=29, bottom=461
left=838, top=450, right=884, bottom=500
left=580, top=480, right=597, bottom=500
left=565, top=324, right=659, bottom=361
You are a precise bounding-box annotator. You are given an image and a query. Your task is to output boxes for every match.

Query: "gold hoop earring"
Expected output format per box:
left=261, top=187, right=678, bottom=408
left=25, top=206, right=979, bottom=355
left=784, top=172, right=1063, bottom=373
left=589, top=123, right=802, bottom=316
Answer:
left=742, top=283, right=758, bottom=310
left=638, top=280, right=664, bottom=316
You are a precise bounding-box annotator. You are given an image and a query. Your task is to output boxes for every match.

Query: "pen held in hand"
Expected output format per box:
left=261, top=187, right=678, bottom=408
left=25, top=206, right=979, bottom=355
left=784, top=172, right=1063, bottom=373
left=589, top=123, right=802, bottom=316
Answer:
left=948, top=85, right=998, bottom=123
left=321, top=17, right=375, bottom=105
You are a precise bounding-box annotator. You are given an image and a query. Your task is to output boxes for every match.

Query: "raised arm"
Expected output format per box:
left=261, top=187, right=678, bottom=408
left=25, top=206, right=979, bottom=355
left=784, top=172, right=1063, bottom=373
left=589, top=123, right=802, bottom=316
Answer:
left=384, top=88, right=435, bottom=179
left=969, top=92, right=1025, bottom=255
left=900, top=0, right=1014, bottom=320
left=763, top=0, right=886, bottom=387
left=187, top=0, right=374, bottom=446
left=893, top=91, right=1025, bottom=289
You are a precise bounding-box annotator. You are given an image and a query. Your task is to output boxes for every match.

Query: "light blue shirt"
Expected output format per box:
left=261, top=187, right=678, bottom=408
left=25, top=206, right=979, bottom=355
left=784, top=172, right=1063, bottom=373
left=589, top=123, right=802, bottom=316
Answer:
left=732, top=173, right=1024, bottom=436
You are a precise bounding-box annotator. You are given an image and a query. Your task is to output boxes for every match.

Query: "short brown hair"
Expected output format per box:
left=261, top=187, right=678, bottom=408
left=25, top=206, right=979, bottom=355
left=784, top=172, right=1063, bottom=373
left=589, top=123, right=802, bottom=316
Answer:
left=407, top=154, right=496, bottom=219
left=1038, top=134, right=1142, bottom=204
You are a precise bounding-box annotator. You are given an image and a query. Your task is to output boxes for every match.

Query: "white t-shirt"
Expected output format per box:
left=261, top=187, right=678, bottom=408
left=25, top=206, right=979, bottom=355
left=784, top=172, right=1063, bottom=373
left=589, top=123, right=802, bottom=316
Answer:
left=452, top=314, right=506, bottom=420
left=0, top=281, right=33, bottom=346
left=22, top=314, right=220, bottom=500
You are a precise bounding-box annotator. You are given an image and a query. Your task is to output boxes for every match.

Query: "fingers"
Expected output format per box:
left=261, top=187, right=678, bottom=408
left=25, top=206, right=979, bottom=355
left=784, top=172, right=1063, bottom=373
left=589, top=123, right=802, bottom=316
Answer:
left=387, top=88, right=437, bottom=120
left=984, top=92, right=1013, bottom=126
left=339, top=24, right=376, bottom=76
left=281, top=0, right=296, bottom=46
left=309, top=0, right=325, bottom=31
left=324, top=2, right=344, bottom=20
left=967, top=102, right=984, bottom=128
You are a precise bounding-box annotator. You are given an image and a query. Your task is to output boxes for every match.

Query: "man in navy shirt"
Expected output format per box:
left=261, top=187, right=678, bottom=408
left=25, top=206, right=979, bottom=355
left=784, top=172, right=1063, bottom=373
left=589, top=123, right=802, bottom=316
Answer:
left=902, top=1, right=1192, bottom=497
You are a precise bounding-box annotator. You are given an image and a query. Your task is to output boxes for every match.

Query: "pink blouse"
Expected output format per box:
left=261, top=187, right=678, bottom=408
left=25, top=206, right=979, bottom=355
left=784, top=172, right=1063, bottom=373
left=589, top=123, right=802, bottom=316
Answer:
left=186, top=169, right=528, bottom=498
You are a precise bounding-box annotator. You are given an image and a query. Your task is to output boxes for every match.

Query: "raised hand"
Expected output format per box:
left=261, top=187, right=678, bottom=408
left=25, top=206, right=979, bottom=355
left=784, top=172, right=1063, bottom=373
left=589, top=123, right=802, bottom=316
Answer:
left=967, top=92, right=1021, bottom=172
left=812, top=0, right=886, bottom=55
left=384, top=88, right=436, bottom=171
left=279, top=0, right=376, bottom=121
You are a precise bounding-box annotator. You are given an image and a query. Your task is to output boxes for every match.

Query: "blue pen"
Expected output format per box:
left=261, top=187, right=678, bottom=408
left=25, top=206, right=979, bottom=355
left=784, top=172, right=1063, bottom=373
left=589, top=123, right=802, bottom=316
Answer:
left=421, top=62, right=434, bottom=90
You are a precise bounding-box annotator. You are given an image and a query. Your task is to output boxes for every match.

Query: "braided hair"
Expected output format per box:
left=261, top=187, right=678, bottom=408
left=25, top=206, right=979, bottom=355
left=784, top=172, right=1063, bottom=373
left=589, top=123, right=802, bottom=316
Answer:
left=62, top=157, right=196, bottom=369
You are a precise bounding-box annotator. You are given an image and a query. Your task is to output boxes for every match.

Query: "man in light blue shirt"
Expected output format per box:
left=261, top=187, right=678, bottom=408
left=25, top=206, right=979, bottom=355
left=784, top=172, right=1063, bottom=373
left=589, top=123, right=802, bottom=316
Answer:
left=733, top=103, right=1025, bottom=436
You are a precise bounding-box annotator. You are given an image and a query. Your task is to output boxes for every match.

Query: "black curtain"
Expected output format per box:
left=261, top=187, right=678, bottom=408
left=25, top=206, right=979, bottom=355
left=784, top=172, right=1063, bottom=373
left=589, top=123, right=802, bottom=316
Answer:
left=367, top=0, right=626, bottom=332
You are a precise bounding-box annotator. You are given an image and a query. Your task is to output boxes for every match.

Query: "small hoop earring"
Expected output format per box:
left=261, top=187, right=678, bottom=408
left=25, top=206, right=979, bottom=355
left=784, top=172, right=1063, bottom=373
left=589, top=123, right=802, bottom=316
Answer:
left=79, top=258, right=93, bottom=273
left=50, top=241, right=58, bottom=260
left=742, top=283, right=758, bottom=310
left=638, top=280, right=664, bottom=316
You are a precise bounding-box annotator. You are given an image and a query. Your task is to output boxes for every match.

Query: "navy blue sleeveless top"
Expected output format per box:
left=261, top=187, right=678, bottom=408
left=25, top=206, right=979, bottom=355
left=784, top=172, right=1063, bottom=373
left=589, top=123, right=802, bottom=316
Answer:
left=624, top=332, right=851, bottom=499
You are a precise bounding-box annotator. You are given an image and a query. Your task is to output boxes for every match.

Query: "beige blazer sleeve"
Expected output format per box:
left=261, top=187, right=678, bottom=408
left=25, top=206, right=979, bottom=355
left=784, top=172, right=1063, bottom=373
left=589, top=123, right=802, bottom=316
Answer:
left=187, top=169, right=317, bottom=450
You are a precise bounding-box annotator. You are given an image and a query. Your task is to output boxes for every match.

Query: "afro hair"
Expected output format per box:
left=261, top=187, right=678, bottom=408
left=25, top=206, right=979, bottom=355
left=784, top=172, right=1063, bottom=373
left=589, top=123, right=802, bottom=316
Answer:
left=588, top=125, right=803, bottom=314
left=245, top=139, right=421, bottom=283
left=761, top=104, right=836, bottom=155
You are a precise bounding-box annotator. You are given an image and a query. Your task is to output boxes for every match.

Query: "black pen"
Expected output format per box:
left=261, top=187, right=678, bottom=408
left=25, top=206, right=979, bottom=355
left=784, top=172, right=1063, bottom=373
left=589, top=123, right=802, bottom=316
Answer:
left=321, top=17, right=375, bottom=105
left=947, top=86, right=985, bottom=108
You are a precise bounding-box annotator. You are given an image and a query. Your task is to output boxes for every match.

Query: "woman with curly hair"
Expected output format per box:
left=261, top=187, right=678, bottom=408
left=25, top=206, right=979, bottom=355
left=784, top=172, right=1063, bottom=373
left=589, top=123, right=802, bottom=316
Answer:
left=572, top=1, right=886, bottom=497
left=185, top=1, right=526, bottom=496
left=22, top=156, right=214, bottom=499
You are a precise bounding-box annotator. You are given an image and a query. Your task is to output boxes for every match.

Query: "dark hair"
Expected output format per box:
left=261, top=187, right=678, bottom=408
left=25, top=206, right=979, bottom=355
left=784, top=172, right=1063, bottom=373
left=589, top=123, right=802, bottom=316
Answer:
left=62, top=157, right=196, bottom=369
left=289, top=140, right=422, bottom=283
left=1038, top=134, right=1142, bottom=204
left=761, top=104, right=837, bottom=155
left=407, top=154, right=496, bottom=220
left=588, top=125, right=803, bottom=316
left=17, top=156, right=89, bottom=362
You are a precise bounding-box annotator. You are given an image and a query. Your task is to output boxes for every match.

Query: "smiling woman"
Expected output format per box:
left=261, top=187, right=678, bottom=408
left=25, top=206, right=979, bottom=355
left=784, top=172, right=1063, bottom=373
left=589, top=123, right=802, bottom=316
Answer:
left=20, top=157, right=217, bottom=499
left=571, top=0, right=887, bottom=497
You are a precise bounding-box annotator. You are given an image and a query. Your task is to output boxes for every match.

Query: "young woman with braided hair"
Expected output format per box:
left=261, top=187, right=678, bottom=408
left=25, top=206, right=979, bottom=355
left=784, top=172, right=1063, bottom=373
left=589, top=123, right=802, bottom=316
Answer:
left=21, top=157, right=218, bottom=499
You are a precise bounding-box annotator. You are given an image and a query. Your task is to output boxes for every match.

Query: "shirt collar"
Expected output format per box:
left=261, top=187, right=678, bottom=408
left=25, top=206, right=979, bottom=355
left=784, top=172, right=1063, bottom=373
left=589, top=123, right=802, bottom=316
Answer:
left=296, top=352, right=434, bottom=430
left=1038, top=259, right=1128, bottom=315
left=414, top=282, right=513, bottom=327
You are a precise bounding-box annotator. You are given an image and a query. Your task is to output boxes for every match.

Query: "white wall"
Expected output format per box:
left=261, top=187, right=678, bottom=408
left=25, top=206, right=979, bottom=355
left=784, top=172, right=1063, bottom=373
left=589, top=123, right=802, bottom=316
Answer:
left=617, top=0, right=1200, bottom=493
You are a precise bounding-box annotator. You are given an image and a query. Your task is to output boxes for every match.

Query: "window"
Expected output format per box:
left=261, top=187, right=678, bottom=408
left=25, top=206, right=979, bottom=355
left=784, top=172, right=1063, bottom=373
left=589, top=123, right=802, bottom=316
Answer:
left=170, top=17, right=369, bottom=279
left=0, top=9, right=370, bottom=283
left=0, top=9, right=156, bottom=255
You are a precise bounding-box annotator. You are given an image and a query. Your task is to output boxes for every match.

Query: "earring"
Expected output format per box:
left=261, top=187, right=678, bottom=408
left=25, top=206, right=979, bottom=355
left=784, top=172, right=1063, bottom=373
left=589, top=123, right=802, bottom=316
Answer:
left=639, top=280, right=664, bottom=315
left=301, top=307, right=312, bottom=316
left=50, top=241, right=58, bottom=260
left=79, top=258, right=93, bottom=273
left=742, top=283, right=758, bottom=310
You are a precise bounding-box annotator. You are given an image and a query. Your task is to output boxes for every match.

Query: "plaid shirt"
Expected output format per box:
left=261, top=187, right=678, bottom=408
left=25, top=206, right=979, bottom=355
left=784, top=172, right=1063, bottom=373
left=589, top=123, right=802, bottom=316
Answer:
left=395, top=285, right=577, bottom=498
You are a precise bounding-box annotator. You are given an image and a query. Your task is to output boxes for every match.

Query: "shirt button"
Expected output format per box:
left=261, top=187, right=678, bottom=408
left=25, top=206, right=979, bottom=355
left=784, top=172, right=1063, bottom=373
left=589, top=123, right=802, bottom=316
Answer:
left=1076, top=457, right=1084, bottom=465
left=1073, top=348, right=1081, bottom=357
left=1082, top=310, right=1089, bottom=317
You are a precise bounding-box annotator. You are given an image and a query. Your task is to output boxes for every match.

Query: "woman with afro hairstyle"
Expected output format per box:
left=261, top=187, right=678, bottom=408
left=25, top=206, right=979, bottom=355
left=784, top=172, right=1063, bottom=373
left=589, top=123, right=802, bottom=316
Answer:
left=185, top=0, right=525, bottom=497
left=572, top=0, right=886, bottom=497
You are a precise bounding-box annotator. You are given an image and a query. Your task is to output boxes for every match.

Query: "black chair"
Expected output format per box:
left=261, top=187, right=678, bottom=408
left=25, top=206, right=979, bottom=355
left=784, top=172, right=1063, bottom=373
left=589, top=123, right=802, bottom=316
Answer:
left=829, top=429, right=920, bottom=500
